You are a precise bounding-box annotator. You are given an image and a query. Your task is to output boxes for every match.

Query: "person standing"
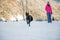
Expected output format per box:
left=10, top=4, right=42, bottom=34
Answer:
left=45, top=2, right=52, bottom=23
left=25, top=12, right=33, bottom=26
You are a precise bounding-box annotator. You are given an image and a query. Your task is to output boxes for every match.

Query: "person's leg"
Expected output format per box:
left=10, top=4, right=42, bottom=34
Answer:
left=47, top=13, right=49, bottom=23
left=27, top=20, right=29, bottom=24
left=29, top=20, right=31, bottom=27
left=49, top=13, right=52, bottom=23
left=29, top=22, right=30, bottom=27
left=47, top=13, right=52, bottom=23
left=28, top=16, right=31, bottom=27
left=26, top=19, right=30, bottom=26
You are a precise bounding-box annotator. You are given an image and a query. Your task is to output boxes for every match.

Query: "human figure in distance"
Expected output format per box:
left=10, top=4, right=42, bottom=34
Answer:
left=25, top=12, right=33, bottom=26
left=45, top=2, right=53, bottom=23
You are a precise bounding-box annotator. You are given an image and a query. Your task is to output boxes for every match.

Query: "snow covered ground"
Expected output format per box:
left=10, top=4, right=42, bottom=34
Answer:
left=0, top=21, right=60, bottom=40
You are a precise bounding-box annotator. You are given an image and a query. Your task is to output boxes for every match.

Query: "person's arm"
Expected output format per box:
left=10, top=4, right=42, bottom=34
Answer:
left=45, top=5, right=47, bottom=11
left=50, top=6, right=52, bottom=14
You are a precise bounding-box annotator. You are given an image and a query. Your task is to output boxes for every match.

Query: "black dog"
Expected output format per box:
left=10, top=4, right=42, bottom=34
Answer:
left=26, top=12, right=33, bottom=26
left=52, top=17, right=55, bottom=21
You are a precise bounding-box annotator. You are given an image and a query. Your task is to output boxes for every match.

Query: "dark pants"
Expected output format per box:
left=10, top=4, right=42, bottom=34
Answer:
left=26, top=20, right=30, bottom=26
left=27, top=20, right=30, bottom=24
left=47, top=13, right=52, bottom=23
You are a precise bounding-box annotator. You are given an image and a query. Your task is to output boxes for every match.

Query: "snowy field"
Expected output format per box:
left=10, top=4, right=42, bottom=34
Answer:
left=0, top=21, right=60, bottom=40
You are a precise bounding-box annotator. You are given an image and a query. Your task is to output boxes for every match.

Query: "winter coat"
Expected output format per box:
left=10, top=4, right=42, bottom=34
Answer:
left=45, top=4, right=52, bottom=14
left=26, top=14, right=33, bottom=22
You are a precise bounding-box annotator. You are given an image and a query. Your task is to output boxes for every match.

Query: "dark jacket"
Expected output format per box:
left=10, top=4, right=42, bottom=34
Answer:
left=26, top=13, right=33, bottom=22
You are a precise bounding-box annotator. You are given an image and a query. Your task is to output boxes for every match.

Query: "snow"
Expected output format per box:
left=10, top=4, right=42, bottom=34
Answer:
left=0, top=21, right=60, bottom=40
left=16, top=15, right=23, bottom=21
